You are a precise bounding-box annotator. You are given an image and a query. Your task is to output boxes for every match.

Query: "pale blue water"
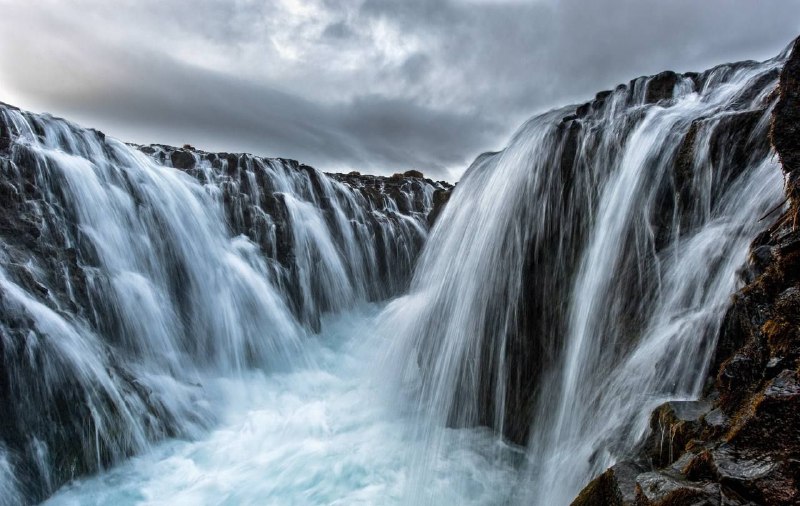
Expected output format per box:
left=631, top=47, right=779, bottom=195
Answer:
left=45, top=305, right=521, bottom=506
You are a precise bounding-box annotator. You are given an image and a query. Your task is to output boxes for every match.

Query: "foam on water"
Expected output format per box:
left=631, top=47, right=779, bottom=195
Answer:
left=44, top=305, right=521, bottom=506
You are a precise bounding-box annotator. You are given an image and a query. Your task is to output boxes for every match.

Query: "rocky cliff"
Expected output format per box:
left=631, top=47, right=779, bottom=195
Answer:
left=571, top=37, right=800, bottom=506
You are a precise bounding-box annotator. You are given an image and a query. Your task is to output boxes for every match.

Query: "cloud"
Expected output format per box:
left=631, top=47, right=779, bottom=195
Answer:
left=0, top=0, right=798, bottom=180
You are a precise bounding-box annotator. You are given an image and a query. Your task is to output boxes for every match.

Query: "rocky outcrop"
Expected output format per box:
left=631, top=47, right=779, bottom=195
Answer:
left=427, top=186, right=453, bottom=227
left=571, top=36, right=800, bottom=506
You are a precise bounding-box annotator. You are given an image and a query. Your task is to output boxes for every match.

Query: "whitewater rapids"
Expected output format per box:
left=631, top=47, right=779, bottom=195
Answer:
left=43, top=305, right=521, bottom=506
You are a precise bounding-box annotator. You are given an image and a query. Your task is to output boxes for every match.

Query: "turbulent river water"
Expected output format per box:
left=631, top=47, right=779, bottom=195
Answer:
left=44, top=305, right=521, bottom=506
left=0, top=45, right=792, bottom=506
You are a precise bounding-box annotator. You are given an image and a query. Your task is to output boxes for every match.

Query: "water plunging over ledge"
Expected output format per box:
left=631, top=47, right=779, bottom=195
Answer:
left=0, top=44, right=794, bottom=506
left=380, top=49, right=786, bottom=505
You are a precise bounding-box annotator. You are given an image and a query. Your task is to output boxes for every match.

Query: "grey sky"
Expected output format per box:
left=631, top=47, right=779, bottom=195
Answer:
left=0, top=0, right=798, bottom=180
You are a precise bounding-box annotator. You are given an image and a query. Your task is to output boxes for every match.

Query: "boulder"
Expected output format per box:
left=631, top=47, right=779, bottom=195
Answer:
left=645, top=71, right=679, bottom=103
left=648, top=400, right=712, bottom=467
left=170, top=149, right=196, bottom=170
left=571, top=461, right=644, bottom=506
left=633, top=472, right=717, bottom=506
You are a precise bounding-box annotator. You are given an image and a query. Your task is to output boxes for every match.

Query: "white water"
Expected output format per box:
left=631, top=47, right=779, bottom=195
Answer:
left=44, top=306, right=520, bottom=506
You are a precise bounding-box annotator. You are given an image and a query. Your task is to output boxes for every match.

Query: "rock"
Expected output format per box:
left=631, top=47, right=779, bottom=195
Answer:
left=571, top=461, right=644, bottom=506
left=170, top=149, right=196, bottom=170
left=701, top=408, right=729, bottom=434
left=403, top=169, right=424, bottom=178
left=726, top=370, right=800, bottom=454
left=576, top=102, right=592, bottom=117
left=645, top=71, right=679, bottom=103
left=648, top=400, right=712, bottom=467
left=707, top=445, right=797, bottom=505
left=772, top=36, right=800, bottom=181
left=0, top=123, right=11, bottom=152
left=428, top=188, right=452, bottom=227
left=633, top=471, right=716, bottom=505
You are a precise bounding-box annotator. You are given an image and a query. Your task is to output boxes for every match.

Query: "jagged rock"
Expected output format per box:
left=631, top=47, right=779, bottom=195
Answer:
left=571, top=461, right=644, bottom=506
left=645, top=71, right=679, bottom=103
left=648, top=400, right=713, bottom=467
left=772, top=36, right=800, bottom=179
left=428, top=187, right=452, bottom=227
left=633, top=472, right=719, bottom=506
left=705, top=445, right=796, bottom=505
left=403, top=169, right=424, bottom=178
left=701, top=408, right=729, bottom=435
left=170, top=149, right=196, bottom=170
left=725, top=369, right=800, bottom=454
left=576, top=102, right=592, bottom=117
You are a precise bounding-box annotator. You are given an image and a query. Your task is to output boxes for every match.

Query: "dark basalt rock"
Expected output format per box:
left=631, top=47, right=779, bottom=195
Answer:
left=633, top=471, right=720, bottom=506
left=133, top=143, right=452, bottom=330
left=647, top=400, right=713, bottom=468
left=772, top=37, right=800, bottom=177
left=170, top=149, right=196, bottom=170
left=571, top=461, right=645, bottom=506
left=576, top=102, right=592, bottom=118
left=645, top=71, right=679, bottom=103
left=427, top=187, right=452, bottom=227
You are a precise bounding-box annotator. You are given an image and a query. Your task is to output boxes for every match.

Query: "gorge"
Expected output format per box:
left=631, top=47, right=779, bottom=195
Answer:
left=1, top=36, right=799, bottom=506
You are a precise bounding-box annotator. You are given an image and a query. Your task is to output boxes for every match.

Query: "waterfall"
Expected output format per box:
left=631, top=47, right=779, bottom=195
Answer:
left=383, top=51, right=787, bottom=504
left=0, top=42, right=794, bottom=506
left=0, top=103, right=442, bottom=503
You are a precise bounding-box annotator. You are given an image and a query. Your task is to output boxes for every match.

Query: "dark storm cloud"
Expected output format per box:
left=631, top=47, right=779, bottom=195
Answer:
left=1, top=0, right=798, bottom=180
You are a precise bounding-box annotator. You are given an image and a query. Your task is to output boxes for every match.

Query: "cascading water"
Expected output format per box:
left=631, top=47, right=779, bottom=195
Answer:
left=383, top=50, right=787, bottom=504
left=0, top=103, right=443, bottom=504
left=0, top=43, right=793, bottom=506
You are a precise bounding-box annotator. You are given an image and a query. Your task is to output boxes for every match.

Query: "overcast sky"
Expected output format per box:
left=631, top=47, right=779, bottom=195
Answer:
left=0, top=0, right=798, bottom=180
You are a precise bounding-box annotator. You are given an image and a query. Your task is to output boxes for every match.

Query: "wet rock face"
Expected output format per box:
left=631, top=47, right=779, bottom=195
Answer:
left=647, top=400, right=713, bottom=468
left=427, top=187, right=452, bottom=227
left=571, top=461, right=645, bottom=506
left=645, top=71, right=680, bottom=103
left=572, top=36, right=800, bottom=506
left=773, top=37, right=800, bottom=178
